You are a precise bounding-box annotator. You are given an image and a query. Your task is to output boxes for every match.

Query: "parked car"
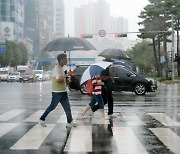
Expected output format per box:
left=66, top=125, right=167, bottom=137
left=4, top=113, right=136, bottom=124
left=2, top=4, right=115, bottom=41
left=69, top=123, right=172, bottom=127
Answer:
left=33, top=70, right=45, bottom=81
left=44, top=71, right=52, bottom=80
left=0, top=70, right=9, bottom=81
left=6, top=72, right=21, bottom=82
left=19, top=72, right=37, bottom=83
left=69, top=64, right=157, bottom=95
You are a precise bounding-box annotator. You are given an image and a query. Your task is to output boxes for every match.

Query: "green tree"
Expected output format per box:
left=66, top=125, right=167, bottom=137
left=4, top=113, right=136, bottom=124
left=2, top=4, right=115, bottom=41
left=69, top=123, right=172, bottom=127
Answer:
left=139, top=0, right=180, bottom=76
left=18, top=42, right=28, bottom=65
left=0, top=40, right=29, bottom=68
left=129, top=41, right=155, bottom=73
left=10, top=41, right=22, bottom=67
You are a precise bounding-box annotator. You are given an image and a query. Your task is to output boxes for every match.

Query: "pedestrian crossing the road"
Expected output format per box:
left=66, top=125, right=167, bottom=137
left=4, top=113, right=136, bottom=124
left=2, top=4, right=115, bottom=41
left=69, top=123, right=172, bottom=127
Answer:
left=0, top=108, right=180, bottom=153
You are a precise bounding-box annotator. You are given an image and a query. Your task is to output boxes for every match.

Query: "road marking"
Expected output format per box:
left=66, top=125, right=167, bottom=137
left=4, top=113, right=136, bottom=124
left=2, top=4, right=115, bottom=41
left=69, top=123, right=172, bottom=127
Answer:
left=0, top=109, right=26, bottom=121
left=112, top=127, right=148, bottom=154
left=57, top=111, right=79, bottom=123
left=150, top=128, right=180, bottom=154
left=148, top=113, right=180, bottom=126
left=10, top=124, right=55, bottom=150
left=121, top=113, right=146, bottom=125
left=64, top=126, right=92, bottom=152
left=0, top=123, right=19, bottom=137
left=24, top=110, right=44, bottom=122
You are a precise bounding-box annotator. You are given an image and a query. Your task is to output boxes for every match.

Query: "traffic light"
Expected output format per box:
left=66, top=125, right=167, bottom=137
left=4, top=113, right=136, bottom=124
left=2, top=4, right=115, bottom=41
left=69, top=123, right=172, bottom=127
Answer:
left=175, top=53, right=180, bottom=62
left=170, top=53, right=173, bottom=62
left=115, top=33, right=127, bottom=38
left=80, top=35, right=93, bottom=39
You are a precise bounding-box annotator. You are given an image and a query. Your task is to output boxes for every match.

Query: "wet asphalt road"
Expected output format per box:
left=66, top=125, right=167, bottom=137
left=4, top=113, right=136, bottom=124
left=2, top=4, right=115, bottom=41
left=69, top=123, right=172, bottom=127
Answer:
left=0, top=81, right=180, bottom=154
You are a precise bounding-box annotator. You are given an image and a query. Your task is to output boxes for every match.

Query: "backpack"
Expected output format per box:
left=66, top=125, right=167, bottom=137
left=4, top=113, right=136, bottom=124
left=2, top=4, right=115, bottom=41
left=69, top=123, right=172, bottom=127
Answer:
left=85, top=79, right=93, bottom=94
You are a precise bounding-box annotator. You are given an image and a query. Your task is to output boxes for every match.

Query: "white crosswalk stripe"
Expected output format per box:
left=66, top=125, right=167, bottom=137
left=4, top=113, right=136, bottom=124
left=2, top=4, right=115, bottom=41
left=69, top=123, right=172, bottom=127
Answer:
left=148, top=113, right=180, bottom=126
left=64, top=126, right=92, bottom=152
left=0, top=123, right=19, bottom=137
left=10, top=124, right=55, bottom=150
left=112, top=127, right=148, bottom=154
left=56, top=111, right=79, bottom=123
left=0, top=109, right=180, bottom=153
left=150, top=128, right=180, bottom=154
left=0, top=109, right=26, bottom=121
left=24, top=110, right=44, bottom=122
left=121, top=112, right=146, bottom=125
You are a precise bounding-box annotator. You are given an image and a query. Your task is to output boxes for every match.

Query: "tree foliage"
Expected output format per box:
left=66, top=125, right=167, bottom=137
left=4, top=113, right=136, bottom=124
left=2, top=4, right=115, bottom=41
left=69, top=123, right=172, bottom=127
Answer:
left=0, top=40, right=28, bottom=67
left=138, top=0, right=180, bottom=76
left=129, top=40, right=155, bottom=73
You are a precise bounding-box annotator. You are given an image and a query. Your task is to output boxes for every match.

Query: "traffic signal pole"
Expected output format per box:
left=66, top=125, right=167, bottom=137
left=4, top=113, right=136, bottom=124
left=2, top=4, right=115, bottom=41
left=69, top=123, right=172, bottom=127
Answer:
left=171, top=15, right=175, bottom=80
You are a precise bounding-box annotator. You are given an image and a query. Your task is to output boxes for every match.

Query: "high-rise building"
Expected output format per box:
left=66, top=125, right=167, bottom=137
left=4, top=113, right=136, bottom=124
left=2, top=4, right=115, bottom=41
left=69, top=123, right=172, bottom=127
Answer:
left=74, top=0, right=110, bottom=37
left=54, top=0, right=64, bottom=38
left=74, top=0, right=128, bottom=50
left=24, top=0, right=64, bottom=54
left=0, top=0, right=24, bottom=42
left=110, top=17, right=128, bottom=34
left=24, top=0, right=40, bottom=53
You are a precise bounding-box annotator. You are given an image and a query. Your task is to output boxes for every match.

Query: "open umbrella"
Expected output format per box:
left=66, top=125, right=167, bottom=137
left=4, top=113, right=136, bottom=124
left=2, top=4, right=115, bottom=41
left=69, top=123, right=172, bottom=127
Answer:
left=43, top=37, right=96, bottom=69
left=98, top=48, right=131, bottom=60
left=80, top=61, right=112, bottom=85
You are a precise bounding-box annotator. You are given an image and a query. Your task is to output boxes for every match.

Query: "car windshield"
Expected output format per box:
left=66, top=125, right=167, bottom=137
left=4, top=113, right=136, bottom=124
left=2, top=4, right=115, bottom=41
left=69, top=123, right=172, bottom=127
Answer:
left=118, top=66, right=137, bottom=75
left=74, top=66, right=89, bottom=74
left=0, top=71, right=8, bottom=74
left=33, top=70, right=43, bottom=74
left=22, top=72, right=33, bottom=75
left=9, top=72, right=20, bottom=75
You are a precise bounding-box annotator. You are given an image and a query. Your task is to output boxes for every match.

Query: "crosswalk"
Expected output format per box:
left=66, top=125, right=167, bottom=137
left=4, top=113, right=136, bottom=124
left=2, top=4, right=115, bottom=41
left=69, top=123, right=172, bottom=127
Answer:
left=0, top=108, right=180, bottom=153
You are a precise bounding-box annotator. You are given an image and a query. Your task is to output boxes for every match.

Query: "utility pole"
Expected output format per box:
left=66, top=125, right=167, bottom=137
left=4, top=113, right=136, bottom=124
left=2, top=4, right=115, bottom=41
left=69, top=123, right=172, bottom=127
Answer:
left=171, top=15, right=175, bottom=80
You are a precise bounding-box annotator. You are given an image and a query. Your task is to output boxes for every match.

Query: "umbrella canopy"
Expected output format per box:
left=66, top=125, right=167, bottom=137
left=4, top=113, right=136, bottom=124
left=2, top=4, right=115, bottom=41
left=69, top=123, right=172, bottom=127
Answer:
left=98, top=48, right=131, bottom=60
left=80, top=61, right=112, bottom=85
left=44, top=37, right=96, bottom=51
left=43, top=37, right=96, bottom=70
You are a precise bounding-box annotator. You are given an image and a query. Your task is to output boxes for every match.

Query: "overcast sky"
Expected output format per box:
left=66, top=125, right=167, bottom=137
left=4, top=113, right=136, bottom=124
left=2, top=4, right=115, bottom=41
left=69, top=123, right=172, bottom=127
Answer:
left=64, top=0, right=149, bottom=39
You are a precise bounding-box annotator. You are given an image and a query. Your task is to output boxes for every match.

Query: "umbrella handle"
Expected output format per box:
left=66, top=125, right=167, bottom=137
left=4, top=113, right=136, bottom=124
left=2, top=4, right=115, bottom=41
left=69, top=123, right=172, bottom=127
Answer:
left=69, top=51, right=71, bottom=70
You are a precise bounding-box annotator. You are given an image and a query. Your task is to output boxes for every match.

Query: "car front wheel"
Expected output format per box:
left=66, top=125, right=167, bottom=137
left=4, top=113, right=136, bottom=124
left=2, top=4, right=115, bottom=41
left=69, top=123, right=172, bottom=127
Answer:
left=80, top=83, right=88, bottom=95
left=134, top=83, right=146, bottom=95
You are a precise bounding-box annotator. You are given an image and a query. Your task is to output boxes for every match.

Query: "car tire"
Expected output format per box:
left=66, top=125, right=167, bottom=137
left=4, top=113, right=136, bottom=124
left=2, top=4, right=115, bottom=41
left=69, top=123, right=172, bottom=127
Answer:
left=134, top=83, right=146, bottom=95
left=80, top=83, right=88, bottom=95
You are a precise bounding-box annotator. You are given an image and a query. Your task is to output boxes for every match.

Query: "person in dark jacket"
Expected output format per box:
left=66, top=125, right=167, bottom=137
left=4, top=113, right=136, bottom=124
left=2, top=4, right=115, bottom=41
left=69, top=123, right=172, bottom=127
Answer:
left=91, top=66, right=117, bottom=118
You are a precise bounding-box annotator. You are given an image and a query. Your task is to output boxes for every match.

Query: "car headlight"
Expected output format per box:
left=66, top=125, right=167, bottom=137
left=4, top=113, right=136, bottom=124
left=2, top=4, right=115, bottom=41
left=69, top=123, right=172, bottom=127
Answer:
left=145, top=78, right=156, bottom=84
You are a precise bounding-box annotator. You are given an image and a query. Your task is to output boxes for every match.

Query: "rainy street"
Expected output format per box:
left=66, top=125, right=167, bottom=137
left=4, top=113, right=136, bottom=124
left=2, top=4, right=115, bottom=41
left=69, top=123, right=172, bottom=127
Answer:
left=0, top=81, right=180, bottom=154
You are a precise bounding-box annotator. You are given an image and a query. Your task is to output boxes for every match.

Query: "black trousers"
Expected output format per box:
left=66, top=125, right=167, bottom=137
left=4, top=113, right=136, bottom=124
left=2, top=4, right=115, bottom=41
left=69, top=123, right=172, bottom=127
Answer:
left=91, top=88, right=114, bottom=115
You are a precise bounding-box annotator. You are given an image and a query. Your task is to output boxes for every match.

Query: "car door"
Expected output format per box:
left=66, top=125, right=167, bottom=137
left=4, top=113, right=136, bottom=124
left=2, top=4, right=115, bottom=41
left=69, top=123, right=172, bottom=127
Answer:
left=109, top=66, right=134, bottom=91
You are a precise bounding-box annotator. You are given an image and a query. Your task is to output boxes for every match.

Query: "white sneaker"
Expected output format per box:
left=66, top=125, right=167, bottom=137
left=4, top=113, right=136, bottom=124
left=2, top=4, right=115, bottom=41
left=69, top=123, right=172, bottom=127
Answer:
left=108, top=114, right=117, bottom=119
left=39, top=119, right=46, bottom=127
left=66, top=121, right=76, bottom=128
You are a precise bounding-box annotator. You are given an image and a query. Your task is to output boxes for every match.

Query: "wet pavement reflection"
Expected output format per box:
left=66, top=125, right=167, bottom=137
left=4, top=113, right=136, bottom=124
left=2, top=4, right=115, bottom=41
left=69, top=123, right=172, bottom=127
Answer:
left=0, top=81, right=180, bottom=153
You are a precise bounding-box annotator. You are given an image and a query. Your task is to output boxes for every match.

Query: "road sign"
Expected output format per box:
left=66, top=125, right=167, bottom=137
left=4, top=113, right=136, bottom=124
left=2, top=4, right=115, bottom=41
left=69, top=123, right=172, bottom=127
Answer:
left=98, top=30, right=106, bottom=37
left=0, top=44, right=5, bottom=53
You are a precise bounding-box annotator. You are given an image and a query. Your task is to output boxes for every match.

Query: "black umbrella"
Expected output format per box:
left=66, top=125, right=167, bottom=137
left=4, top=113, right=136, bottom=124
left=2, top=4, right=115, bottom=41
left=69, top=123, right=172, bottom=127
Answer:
left=98, top=48, right=131, bottom=60
left=44, top=37, right=96, bottom=69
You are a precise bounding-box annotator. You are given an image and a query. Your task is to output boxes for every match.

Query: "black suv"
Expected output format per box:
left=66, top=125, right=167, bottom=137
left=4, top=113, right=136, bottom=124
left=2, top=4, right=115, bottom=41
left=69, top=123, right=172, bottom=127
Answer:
left=69, top=65, right=89, bottom=93
left=69, top=64, right=157, bottom=95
